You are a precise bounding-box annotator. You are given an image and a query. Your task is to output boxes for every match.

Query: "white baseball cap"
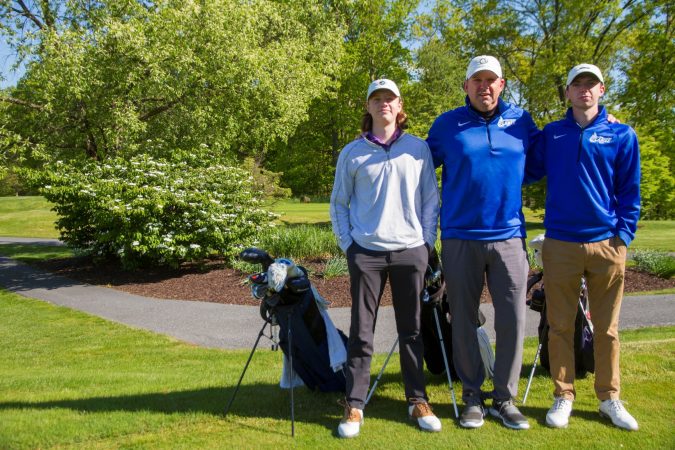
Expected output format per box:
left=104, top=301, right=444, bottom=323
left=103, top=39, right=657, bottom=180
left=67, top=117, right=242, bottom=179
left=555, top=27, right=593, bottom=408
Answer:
left=366, top=79, right=401, bottom=101
left=566, top=63, right=604, bottom=86
left=466, top=55, right=502, bottom=80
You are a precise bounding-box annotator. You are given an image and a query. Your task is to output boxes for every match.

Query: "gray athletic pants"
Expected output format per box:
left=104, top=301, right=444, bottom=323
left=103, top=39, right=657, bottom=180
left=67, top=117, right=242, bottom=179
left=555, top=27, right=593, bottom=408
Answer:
left=440, top=238, right=528, bottom=403
left=345, top=242, right=429, bottom=409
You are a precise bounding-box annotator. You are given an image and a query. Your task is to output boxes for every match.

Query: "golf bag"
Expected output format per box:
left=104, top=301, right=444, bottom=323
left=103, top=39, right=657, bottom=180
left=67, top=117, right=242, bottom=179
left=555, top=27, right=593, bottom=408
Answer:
left=420, top=251, right=493, bottom=380
left=528, top=275, right=595, bottom=377
left=267, top=288, right=348, bottom=393
left=246, top=249, right=348, bottom=393
left=420, top=272, right=458, bottom=379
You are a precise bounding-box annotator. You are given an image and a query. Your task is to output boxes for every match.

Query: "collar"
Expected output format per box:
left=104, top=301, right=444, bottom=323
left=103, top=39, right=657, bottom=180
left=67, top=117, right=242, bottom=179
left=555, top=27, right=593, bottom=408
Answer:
left=464, top=96, right=508, bottom=121
left=363, top=128, right=403, bottom=149
left=565, top=105, right=607, bottom=128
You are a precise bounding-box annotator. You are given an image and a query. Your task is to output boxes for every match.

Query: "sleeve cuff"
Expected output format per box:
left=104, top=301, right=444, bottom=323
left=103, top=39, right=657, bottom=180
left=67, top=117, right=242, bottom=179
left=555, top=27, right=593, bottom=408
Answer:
left=617, top=231, right=632, bottom=247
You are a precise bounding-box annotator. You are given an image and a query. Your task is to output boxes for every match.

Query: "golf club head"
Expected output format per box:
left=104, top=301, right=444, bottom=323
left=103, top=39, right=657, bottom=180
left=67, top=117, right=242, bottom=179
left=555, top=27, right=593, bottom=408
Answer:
left=239, top=248, right=275, bottom=270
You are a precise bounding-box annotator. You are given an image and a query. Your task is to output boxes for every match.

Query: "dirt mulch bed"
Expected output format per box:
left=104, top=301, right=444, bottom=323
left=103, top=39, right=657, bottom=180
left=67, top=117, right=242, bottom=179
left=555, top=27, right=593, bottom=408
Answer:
left=33, top=256, right=675, bottom=308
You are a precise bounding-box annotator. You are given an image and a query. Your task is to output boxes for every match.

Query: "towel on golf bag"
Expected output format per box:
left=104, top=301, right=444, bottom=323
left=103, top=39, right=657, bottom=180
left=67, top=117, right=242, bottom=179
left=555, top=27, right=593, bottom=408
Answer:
left=477, top=325, right=495, bottom=379
left=280, top=292, right=347, bottom=388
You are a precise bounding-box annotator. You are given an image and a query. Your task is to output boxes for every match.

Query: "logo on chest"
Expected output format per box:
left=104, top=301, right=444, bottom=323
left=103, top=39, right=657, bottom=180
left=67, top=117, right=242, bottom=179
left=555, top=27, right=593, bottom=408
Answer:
left=497, top=117, right=516, bottom=128
left=589, top=132, right=613, bottom=144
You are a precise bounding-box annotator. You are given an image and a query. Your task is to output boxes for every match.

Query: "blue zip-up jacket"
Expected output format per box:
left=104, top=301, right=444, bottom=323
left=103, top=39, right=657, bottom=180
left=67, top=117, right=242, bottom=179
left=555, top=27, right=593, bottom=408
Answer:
left=525, top=106, right=641, bottom=246
left=427, top=97, right=540, bottom=240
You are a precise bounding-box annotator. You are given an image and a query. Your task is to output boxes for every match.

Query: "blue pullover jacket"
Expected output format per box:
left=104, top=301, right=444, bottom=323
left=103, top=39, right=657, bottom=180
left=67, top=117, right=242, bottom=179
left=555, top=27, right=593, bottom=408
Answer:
left=427, top=97, right=540, bottom=240
left=526, top=106, right=641, bottom=246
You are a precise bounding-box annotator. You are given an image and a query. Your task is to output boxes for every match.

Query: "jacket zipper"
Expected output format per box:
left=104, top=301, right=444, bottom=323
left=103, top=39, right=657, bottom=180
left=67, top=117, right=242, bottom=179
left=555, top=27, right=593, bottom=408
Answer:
left=485, top=121, right=493, bottom=150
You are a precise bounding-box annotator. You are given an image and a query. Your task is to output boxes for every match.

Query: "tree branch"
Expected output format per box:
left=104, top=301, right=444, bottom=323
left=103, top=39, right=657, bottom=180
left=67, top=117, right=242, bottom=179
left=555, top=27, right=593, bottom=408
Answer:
left=0, top=96, right=44, bottom=110
left=138, top=97, right=184, bottom=121
left=15, top=0, right=45, bottom=29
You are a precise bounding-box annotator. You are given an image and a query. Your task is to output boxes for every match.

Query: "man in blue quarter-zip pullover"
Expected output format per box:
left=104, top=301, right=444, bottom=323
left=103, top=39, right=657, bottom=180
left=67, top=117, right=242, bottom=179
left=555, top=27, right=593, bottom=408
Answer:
left=526, top=64, right=641, bottom=431
left=427, top=55, right=539, bottom=430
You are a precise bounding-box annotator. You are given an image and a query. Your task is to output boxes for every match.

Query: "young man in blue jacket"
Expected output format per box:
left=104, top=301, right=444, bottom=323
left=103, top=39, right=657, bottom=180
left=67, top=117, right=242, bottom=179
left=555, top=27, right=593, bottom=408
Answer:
left=427, top=55, right=539, bottom=430
left=526, top=64, right=641, bottom=431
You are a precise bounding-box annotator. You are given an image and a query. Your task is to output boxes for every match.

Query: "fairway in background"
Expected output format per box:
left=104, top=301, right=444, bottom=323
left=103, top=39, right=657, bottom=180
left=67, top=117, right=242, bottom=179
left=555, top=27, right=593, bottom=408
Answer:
left=2, top=197, right=673, bottom=252
left=0, top=196, right=58, bottom=238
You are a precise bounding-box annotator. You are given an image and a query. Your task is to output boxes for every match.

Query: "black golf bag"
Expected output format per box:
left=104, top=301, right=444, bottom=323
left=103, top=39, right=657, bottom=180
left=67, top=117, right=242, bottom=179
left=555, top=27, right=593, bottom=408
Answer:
left=528, top=272, right=595, bottom=377
left=420, top=272, right=458, bottom=379
left=269, top=290, right=347, bottom=393
left=420, top=250, right=491, bottom=380
left=257, top=265, right=348, bottom=393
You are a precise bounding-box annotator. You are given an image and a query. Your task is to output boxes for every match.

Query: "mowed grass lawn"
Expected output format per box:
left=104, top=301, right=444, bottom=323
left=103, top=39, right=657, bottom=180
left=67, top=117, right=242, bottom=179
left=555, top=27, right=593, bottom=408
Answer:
left=1, top=196, right=674, bottom=251
left=1, top=289, right=674, bottom=449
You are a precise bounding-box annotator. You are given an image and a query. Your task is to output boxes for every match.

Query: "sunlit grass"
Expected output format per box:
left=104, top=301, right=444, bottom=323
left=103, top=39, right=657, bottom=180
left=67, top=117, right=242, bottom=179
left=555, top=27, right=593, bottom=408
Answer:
left=0, top=289, right=673, bottom=448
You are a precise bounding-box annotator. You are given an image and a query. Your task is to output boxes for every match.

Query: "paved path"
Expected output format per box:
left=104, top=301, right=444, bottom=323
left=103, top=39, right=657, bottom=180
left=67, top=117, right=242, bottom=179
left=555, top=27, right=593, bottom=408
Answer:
left=1, top=237, right=674, bottom=352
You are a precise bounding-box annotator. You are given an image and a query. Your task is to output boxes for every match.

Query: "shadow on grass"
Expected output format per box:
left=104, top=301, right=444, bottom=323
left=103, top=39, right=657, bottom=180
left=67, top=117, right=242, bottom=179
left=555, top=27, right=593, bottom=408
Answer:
left=0, top=381, right=426, bottom=435
left=0, top=370, right=571, bottom=434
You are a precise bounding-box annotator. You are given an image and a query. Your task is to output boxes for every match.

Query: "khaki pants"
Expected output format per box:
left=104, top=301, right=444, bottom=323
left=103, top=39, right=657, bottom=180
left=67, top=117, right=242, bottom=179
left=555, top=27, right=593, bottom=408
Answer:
left=542, top=237, right=626, bottom=401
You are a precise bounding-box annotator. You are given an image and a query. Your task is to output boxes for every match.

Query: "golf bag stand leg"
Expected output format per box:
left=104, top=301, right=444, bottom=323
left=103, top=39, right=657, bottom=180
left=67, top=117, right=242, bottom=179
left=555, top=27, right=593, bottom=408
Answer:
left=287, top=309, right=295, bottom=437
left=365, top=337, right=399, bottom=405
left=432, top=306, right=459, bottom=418
left=522, top=304, right=548, bottom=405
left=225, top=319, right=270, bottom=416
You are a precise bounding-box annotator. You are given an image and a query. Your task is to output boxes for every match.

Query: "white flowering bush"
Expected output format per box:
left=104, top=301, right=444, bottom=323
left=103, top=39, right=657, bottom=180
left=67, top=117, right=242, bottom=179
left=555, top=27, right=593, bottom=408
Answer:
left=38, top=155, right=278, bottom=268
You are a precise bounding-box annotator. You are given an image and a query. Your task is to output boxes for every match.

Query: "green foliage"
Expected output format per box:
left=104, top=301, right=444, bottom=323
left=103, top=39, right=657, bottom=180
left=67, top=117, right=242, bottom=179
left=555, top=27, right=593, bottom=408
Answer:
left=635, top=129, right=675, bottom=220
left=266, top=0, right=419, bottom=196
left=632, top=250, right=675, bottom=279
left=322, top=255, right=349, bottom=278
left=0, top=0, right=342, bottom=166
left=257, top=224, right=340, bottom=260
left=616, top=1, right=674, bottom=136
left=242, top=157, right=291, bottom=200
left=35, top=154, right=278, bottom=268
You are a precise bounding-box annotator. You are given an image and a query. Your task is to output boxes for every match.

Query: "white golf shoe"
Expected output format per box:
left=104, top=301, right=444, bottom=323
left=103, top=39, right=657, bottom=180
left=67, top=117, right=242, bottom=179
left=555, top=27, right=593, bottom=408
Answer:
left=599, top=399, right=638, bottom=431
left=337, top=403, right=363, bottom=438
left=546, top=397, right=573, bottom=428
left=409, top=402, right=442, bottom=432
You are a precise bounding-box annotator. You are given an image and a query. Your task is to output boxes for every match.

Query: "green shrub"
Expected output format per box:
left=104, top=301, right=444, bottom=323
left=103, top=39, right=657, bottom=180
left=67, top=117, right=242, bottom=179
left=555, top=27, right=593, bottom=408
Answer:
left=37, top=154, right=277, bottom=268
left=632, top=249, right=675, bottom=278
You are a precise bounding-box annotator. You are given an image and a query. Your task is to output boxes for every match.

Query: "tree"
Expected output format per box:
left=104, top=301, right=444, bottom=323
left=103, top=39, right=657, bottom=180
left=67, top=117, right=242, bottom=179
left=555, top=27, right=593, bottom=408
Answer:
left=615, top=1, right=674, bottom=194
left=0, top=0, right=343, bottom=166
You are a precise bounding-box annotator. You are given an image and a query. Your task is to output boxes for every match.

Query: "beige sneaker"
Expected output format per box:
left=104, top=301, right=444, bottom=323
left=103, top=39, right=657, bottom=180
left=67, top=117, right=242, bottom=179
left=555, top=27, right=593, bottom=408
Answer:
left=409, top=401, right=442, bottom=432
left=337, top=400, right=363, bottom=438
